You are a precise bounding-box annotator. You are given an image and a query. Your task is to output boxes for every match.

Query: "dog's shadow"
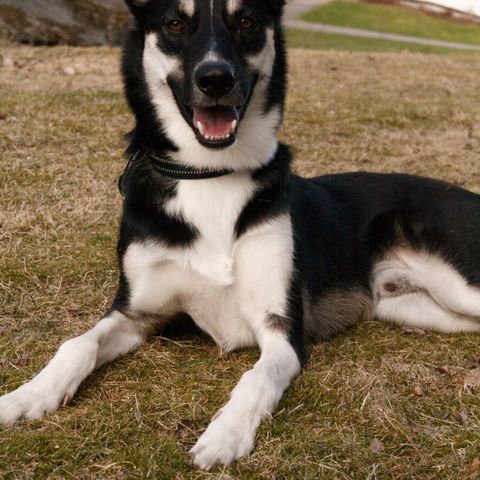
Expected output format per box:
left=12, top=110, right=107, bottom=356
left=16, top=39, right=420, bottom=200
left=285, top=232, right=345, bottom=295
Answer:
left=72, top=313, right=208, bottom=408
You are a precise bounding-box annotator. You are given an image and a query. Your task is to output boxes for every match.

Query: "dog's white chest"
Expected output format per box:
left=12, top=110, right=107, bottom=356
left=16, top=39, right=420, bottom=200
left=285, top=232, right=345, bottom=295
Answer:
left=163, top=174, right=256, bottom=285
left=123, top=174, right=261, bottom=349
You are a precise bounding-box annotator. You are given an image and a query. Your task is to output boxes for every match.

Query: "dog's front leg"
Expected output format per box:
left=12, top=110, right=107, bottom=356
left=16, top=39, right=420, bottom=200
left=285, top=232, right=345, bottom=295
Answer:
left=189, top=327, right=301, bottom=470
left=0, top=310, right=162, bottom=425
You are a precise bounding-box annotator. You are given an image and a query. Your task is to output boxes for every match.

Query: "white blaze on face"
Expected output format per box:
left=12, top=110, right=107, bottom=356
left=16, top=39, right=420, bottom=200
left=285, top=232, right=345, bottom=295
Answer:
left=179, top=0, right=195, bottom=17
left=247, top=28, right=276, bottom=77
left=226, top=0, right=242, bottom=15
left=143, top=32, right=180, bottom=83
left=143, top=32, right=196, bottom=146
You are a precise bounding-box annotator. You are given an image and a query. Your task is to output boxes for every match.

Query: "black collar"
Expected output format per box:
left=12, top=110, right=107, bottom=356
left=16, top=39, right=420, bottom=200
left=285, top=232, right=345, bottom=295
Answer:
left=146, top=151, right=235, bottom=180
left=119, top=150, right=240, bottom=197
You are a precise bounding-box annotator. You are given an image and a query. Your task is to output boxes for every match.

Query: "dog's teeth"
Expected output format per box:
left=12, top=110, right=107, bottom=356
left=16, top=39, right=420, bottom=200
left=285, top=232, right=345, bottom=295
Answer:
left=196, top=121, right=205, bottom=136
left=231, top=119, right=238, bottom=133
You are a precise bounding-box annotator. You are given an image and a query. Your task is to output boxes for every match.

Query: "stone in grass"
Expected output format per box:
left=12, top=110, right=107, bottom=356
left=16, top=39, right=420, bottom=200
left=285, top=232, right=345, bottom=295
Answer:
left=414, top=385, right=424, bottom=397
left=63, top=66, right=76, bottom=76
left=369, top=438, right=385, bottom=453
left=0, top=55, right=15, bottom=68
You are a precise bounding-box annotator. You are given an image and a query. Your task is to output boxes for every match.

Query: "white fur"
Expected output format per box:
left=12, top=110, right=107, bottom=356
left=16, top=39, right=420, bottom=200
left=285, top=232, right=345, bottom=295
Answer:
left=164, top=173, right=256, bottom=285
left=247, top=29, right=276, bottom=78
left=198, top=51, right=224, bottom=65
left=226, top=0, right=242, bottom=15
left=190, top=331, right=301, bottom=470
left=374, top=248, right=480, bottom=331
left=143, top=31, right=281, bottom=172
left=144, top=33, right=180, bottom=83
left=0, top=311, right=146, bottom=425
left=179, top=0, right=195, bottom=17
left=376, top=293, right=480, bottom=332
left=235, top=215, right=294, bottom=321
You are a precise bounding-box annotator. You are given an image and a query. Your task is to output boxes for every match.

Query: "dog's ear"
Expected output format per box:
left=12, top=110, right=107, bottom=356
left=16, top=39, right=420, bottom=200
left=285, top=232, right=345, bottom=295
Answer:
left=124, top=0, right=150, bottom=15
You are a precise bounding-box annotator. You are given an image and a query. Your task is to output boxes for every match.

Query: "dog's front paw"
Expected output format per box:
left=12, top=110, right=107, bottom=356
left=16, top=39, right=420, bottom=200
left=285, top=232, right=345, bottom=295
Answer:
left=0, top=384, right=64, bottom=425
left=189, top=410, right=256, bottom=470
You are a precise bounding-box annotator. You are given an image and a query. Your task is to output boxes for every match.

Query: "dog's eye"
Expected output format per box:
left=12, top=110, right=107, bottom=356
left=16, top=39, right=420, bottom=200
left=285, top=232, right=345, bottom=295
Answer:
left=239, top=17, right=255, bottom=31
left=167, top=19, right=185, bottom=33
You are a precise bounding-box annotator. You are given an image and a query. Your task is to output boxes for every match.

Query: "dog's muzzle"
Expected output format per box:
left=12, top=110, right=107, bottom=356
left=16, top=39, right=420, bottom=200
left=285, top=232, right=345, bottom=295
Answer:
left=192, top=61, right=240, bottom=144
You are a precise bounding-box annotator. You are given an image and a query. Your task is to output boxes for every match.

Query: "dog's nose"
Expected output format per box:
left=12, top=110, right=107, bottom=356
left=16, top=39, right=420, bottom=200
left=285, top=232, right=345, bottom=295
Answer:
left=195, top=62, right=236, bottom=98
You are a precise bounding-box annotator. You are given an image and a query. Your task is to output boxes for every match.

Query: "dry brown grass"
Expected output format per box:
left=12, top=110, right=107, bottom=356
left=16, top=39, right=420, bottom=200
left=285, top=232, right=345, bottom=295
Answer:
left=1, top=46, right=480, bottom=479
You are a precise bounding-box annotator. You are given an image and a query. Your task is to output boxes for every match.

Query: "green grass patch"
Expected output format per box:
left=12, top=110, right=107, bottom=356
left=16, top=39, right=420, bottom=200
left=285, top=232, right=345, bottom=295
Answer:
left=303, top=0, right=480, bottom=45
left=287, top=29, right=476, bottom=54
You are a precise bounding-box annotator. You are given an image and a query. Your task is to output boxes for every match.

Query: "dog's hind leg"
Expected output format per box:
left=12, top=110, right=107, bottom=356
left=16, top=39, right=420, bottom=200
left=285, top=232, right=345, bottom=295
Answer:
left=373, top=247, right=480, bottom=332
left=0, top=310, right=162, bottom=425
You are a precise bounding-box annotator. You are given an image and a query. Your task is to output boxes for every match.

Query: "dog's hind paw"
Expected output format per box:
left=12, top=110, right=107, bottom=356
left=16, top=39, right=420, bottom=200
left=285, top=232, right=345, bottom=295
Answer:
left=189, top=410, right=256, bottom=470
left=0, top=385, right=63, bottom=425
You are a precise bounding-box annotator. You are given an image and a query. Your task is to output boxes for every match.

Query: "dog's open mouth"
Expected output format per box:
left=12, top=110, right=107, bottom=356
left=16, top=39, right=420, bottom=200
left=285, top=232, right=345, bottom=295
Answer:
left=192, top=106, right=239, bottom=148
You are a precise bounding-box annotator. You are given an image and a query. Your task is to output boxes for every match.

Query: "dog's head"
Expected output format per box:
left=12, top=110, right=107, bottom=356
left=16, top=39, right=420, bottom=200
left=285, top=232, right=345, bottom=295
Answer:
left=123, top=0, right=287, bottom=170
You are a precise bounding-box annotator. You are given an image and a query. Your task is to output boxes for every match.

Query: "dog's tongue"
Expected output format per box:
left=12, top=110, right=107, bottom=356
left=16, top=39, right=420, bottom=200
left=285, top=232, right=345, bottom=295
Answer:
left=193, top=106, right=239, bottom=140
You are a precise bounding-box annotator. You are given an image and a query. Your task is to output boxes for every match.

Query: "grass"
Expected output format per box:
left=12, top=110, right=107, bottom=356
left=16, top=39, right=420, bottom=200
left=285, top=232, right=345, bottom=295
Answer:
left=1, top=45, right=480, bottom=479
left=303, top=0, right=480, bottom=46
left=287, top=29, right=477, bottom=54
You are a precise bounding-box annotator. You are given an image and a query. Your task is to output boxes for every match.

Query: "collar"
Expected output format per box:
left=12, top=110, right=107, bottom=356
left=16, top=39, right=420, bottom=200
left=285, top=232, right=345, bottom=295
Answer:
left=146, top=151, right=235, bottom=180
left=119, top=149, right=236, bottom=197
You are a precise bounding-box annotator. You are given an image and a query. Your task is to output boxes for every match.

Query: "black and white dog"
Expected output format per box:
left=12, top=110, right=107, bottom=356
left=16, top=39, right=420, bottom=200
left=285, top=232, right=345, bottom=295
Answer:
left=2, top=0, right=480, bottom=470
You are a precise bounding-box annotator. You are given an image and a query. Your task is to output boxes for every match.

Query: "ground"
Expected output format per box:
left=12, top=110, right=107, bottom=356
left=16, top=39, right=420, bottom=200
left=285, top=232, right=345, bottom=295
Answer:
left=303, top=0, right=480, bottom=46
left=1, top=45, right=480, bottom=479
left=287, top=28, right=478, bottom=53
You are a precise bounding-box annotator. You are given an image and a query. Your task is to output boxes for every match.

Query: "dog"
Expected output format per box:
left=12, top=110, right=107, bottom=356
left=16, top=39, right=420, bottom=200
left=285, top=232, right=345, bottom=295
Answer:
left=1, top=0, right=480, bottom=471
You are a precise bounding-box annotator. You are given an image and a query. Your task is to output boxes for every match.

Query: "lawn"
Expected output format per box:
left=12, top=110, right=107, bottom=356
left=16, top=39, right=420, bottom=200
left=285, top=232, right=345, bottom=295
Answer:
left=303, top=0, right=480, bottom=46
left=1, top=45, right=480, bottom=479
left=287, top=28, right=477, bottom=54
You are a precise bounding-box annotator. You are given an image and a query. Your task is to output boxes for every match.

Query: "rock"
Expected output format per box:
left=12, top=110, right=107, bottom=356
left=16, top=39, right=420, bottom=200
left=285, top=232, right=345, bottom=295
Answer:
left=413, top=385, right=424, bottom=397
left=0, top=0, right=132, bottom=46
left=63, top=66, right=76, bottom=76
left=0, top=55, right=14, bottom=68
left=369, top=438, right=385, bottom=453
